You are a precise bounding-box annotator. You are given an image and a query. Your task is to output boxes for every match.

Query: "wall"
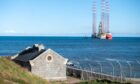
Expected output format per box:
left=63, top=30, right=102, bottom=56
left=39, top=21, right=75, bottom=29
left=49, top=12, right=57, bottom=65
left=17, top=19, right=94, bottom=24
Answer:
left=30, top=50, right=67, bottom=81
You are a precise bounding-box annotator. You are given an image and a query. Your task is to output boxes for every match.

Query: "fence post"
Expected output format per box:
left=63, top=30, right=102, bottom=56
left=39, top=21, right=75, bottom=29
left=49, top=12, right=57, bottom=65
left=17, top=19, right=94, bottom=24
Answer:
left=97, top=61, right=102, bottom=79
left=116, top=61, right=122, bottom=83
left=127, top=61, right=132, bottom=81
left=108, top=61, right=114, bottom=81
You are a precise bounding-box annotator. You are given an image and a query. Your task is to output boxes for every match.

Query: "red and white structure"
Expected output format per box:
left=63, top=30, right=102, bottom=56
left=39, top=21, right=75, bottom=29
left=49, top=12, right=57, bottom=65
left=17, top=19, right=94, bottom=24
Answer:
left=92, top=0, right=112, bottom=40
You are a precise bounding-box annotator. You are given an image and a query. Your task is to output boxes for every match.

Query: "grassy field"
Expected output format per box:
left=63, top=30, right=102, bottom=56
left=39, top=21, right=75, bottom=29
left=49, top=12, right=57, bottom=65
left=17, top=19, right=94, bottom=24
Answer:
left=0, top=57, right=48, bottom=84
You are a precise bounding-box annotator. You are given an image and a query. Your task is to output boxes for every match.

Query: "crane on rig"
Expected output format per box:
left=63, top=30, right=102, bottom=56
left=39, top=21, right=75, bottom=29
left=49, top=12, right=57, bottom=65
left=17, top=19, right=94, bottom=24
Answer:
left=92, top=0, right=112, bottom=40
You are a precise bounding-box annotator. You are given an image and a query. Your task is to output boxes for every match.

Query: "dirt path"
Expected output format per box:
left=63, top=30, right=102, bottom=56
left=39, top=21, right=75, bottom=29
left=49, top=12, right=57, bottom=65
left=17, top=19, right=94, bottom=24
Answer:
left=66, top=76, right=81, bottom=84
left=128, top=78, right=140, bottom=84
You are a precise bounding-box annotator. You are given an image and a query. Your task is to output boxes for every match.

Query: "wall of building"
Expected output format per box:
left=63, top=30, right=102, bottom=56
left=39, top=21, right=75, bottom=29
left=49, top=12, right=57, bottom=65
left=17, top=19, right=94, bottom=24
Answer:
left=30, top=50, right=67, bottom=81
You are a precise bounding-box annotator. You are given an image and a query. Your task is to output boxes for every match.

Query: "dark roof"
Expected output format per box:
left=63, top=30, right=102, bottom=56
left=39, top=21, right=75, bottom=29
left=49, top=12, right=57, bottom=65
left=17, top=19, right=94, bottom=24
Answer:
left=14, top=44, right=46, bottom=62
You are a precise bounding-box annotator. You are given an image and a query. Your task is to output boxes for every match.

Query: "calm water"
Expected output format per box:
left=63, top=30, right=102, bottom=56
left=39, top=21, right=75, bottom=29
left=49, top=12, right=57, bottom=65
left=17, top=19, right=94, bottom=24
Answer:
left=0, top=36, right=140, bottom=77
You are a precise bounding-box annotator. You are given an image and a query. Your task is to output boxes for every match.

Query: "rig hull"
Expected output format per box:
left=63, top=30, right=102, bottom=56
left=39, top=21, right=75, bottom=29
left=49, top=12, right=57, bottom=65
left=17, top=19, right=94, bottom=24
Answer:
left=96, top=33, right=112, bottom=40
left=106, top=33, right=112, bottom=40
left=97, top=33, right=106, bottom=39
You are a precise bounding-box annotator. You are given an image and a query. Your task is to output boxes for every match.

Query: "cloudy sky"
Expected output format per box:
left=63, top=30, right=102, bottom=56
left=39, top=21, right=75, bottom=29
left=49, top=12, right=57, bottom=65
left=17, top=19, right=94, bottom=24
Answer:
left=0, top=0, right=140, bottom=36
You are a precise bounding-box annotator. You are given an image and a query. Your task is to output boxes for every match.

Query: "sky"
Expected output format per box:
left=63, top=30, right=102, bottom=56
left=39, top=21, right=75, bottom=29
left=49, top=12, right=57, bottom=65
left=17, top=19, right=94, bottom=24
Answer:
left=0, top=0, right=140, bottom=36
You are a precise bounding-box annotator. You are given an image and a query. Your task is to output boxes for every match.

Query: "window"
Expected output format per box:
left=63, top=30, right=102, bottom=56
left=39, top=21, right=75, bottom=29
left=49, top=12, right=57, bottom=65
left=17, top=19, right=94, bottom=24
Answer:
left=47, top=56, right=52, bottom=61
left=46, top=55, right=53, bottom=62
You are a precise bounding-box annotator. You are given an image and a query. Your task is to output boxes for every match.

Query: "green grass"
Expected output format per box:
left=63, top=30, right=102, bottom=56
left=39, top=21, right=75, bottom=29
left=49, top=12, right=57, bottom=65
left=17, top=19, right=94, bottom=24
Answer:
left=0, top=57, right=48, bottom=84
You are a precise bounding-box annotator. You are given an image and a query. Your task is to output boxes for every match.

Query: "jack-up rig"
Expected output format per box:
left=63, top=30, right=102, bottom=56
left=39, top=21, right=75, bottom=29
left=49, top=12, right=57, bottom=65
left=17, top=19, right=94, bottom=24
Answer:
left=92, top=0, right=112, bottom=40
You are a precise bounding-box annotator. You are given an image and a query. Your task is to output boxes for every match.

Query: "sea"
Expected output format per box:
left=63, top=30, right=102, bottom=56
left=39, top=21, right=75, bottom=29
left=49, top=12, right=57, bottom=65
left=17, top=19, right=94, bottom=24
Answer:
left=0, top=36, right=140, bottom=78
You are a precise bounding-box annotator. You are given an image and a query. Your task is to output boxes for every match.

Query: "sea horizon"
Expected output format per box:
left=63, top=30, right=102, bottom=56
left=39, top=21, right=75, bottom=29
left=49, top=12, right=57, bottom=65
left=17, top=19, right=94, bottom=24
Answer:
left=0, top=35, right=140, bottom=38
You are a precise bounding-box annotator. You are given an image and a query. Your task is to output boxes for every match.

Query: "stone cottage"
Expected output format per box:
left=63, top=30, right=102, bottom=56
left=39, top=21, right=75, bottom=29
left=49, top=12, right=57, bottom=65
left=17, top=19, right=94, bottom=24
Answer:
left=12, top=44, right=68, bottom=81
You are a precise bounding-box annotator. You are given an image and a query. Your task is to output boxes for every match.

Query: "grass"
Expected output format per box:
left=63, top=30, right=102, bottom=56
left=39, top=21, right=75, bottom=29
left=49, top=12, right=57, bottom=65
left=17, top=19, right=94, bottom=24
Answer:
left=0, top=57, right=48, bottom=84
